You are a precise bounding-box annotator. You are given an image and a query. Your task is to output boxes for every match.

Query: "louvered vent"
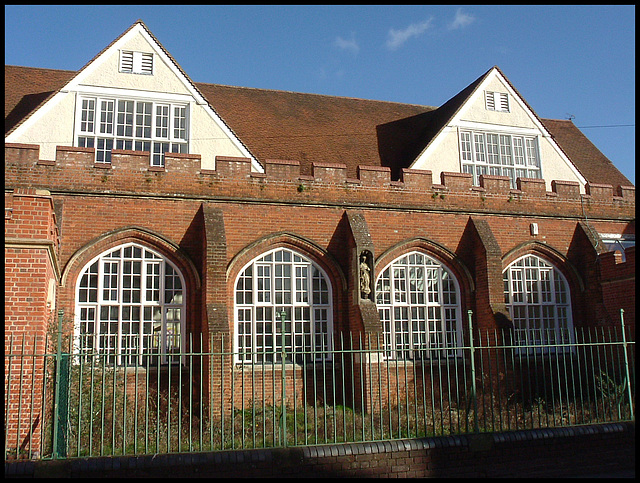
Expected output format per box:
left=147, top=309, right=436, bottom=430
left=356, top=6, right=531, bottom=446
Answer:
left=485, top=91, right=495, bottom=110
left=140, top=53, right=153, bottom=74
left=120, top=51, right=134, bottom=73
left=120, top=50, right=153, bottom=75
left=485, top=91, right=509, bottom=112
left=498, top=92, right=509, bottom=112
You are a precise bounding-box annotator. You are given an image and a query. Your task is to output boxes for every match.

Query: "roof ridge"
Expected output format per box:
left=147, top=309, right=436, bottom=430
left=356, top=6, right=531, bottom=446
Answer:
left=195, top=80, right=437, bottom=109
left=5, top=64, right=77, bottom=73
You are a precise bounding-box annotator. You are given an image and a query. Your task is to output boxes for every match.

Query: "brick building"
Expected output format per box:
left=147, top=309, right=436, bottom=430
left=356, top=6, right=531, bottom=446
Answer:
left=5, top=21, right=635, bottom=452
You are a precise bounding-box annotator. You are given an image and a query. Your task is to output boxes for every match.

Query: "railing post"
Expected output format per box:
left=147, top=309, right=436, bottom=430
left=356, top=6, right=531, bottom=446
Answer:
left=51, top=309, right=68, bottom=459
left=279, top=309, right=287, bottom=447
left=620, top=309, right=635, bottom=420
left=468, top=310, right=479, bottom=433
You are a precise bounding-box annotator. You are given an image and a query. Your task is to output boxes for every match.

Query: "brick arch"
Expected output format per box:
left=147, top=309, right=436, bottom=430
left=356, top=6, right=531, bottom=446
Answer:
left=375, top=237, right=475, bottom=299
left=502, top=240, right=584, bottom=293
left=60, top=226, right=201, bottom=333
left=227, top=231, right=347, bottom=296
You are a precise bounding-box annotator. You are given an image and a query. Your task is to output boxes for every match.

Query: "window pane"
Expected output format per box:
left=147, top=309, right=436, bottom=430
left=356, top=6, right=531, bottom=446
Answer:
left=486, top=134, right=500, bottom=165
left=100, top=100, right=114, bottom=134
left=499, top=135, right=513, bottom=166
left=460, top=132, right=472, bottom=162
left=174, top=106, right=187, bottom=140
left=473, top=133, right=486, bottom=163
left=80, top=98, right=95, bottom=133
left=75, top=243, right=185, bottom=365
left=503, top=255, right=573, bottom=351
left=117, top=100, right=134, bottom=137
left=376, top=252, right=461, bottom=360
left=136, top=102, right=152, bottom=138
left=156, top=104, right=169, bottom=138
left=235, top=248, right=332, bottom=362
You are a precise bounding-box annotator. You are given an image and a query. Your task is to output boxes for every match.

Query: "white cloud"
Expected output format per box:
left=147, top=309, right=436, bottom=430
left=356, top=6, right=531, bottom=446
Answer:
left=334, top=34, right=360, bottom=55
left=448, top=8, right=475, bottom=30
left=386, top=17, right=434, bottom=50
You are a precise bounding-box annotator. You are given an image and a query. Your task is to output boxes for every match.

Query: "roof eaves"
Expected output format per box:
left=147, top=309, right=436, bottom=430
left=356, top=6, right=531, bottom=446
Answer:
left=5, top=21, right=142, bottom=138
left=136, top=22, right=262, bottom=169
left=408, top=66, right=494, bottom=167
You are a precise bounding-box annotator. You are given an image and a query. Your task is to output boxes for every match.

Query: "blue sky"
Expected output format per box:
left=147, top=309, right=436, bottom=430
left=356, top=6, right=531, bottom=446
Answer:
left=5, top=5, right=635, bottom=184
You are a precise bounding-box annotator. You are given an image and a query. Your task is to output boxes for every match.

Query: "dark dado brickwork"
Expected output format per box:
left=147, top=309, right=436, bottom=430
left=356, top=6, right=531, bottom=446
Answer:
left=5, top=422, right=635, bottom=478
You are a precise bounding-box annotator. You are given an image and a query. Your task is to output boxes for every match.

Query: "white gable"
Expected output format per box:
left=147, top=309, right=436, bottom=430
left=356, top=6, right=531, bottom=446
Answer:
left=6, top=22, right=262, bottom=172
left=410, top=67, right=586, bottom=191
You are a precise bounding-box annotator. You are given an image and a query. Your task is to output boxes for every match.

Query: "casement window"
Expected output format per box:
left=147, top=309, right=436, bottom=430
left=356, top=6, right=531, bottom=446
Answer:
left=75, top=243, right=186, bottom=366
left=485, top=91, right=510, bottom=112
left=234, top=248, right=333, bottom=364
left=503, top=255, right=574, bottom=353
left=76, top=95, right=188, bottom=166
left=460, top=129, right=541, bottom=188
left=119, top=50, right=154, bottom=75
left=375, top=252, right=462, bottom=360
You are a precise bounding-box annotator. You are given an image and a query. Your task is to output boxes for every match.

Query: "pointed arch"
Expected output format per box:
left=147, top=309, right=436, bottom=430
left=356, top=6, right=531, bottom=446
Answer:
left=229, top=233, right=341, bottom=364
left=502, top=242, right=579, bottom=351
left=67, top=228, right=200, bottom=365
left=62, top=226, right=200, bottom=292
left=227, top=231, right=346, bottom=296
left=502, top=240, right=584, bottom=293
left=375, top=237, right=474, bottom=296
left=373, top=238, right=472, bottom=360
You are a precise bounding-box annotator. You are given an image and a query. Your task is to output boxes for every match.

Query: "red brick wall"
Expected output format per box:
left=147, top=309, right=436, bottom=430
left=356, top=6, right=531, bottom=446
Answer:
left=4, top=144, right=636, bottom=453
left=5, top=188, right=59, bottom=456
left=598, top=246, right=636, bottom=339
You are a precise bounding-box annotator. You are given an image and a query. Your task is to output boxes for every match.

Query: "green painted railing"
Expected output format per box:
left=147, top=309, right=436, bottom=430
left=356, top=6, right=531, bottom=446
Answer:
left=4, top=311, right=634, bottom=461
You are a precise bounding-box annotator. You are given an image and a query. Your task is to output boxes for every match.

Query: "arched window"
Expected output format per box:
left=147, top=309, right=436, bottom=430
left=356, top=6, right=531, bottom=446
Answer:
left=75, top=242, right=186, bottom=365
left=235, top=247, right=333, bottom=363
left=375, top=251, right=463, bottom=360
left=503, top=254, right=573, bottom=350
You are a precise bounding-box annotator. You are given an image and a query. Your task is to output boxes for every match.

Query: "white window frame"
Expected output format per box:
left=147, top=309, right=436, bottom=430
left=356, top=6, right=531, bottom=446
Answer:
left=75, top=94, right=188, bottom=166
left=459, top=128, right=542, bottom=188
left=503, top=254, right=574, bottom=354
left=375, top=251, right=463, bottom=361
left=74, top=242, right=186, bottom=366
left=234, top=248, right=334, bottom=364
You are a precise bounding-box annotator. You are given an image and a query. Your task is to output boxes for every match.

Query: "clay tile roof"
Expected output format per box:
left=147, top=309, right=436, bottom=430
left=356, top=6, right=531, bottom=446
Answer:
left=5, top=65, right=75, bottom=134
left=195, top=82, right=432, bottom=177
left=541, top=118, right=632, bottom=188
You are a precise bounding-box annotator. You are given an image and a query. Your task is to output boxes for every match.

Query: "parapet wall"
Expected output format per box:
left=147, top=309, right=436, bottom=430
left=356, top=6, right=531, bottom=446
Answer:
left=4, top=143, right=635, bottom=219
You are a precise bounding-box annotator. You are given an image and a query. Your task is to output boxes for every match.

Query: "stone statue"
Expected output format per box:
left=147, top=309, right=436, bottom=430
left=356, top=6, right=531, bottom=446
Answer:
left=360, top=253, right=371, bottom=300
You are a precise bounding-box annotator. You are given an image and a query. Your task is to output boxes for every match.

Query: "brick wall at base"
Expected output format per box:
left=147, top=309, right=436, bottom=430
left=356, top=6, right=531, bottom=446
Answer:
left=5, top=422, right=634, bottom=478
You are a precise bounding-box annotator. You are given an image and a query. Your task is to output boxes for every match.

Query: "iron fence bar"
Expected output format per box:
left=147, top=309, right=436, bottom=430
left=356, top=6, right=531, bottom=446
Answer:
left=620, top=309, right=634, bottom=420
left=4, top=319, right=636, bottom=462
left=5, top=334, right=12, bottom=460
left=51, top=310, right=64, bottom=459
left=18, top=335, right=25, bottom=456
left=467, top=310, right=479, bottom=433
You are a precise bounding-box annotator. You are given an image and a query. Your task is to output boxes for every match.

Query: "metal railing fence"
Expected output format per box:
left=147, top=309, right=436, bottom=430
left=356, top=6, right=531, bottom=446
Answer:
left=5, top=310, right=634, bottom=461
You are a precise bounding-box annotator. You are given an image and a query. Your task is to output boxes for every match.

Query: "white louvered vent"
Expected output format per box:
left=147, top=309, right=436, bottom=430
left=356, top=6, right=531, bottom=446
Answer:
left=120, top=51, right=134, bottom=73
left=485, top=91, right=509, bottom=112
left=120, top=50, right=153, bottom=75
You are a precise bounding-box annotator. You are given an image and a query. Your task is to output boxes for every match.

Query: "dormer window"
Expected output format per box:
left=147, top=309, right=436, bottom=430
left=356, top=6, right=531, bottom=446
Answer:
left=120, top=50, right=153, bottom=75
left=485, top=91, right=509, bottom=112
